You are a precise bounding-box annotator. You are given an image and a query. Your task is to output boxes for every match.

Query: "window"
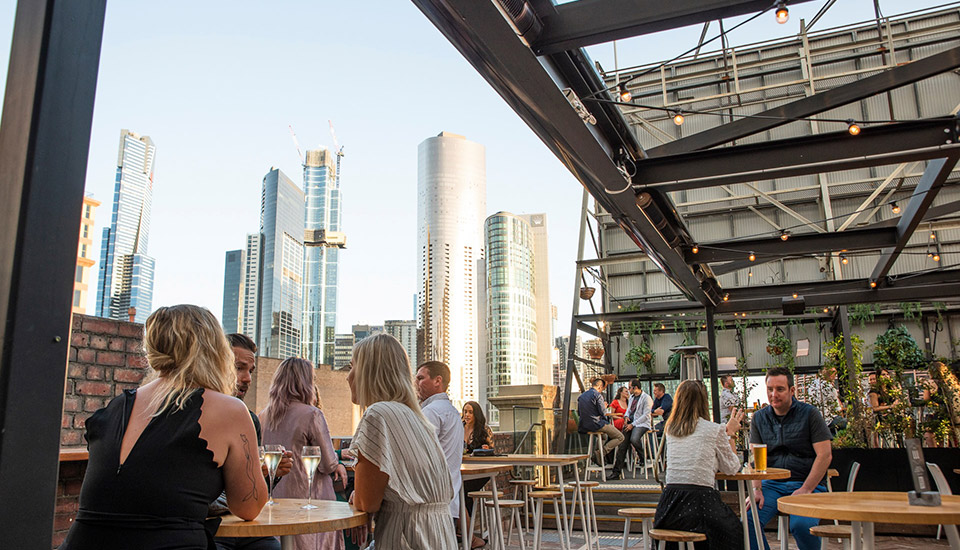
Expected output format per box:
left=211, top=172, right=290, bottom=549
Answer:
left=75, top=265, right=84, bottom=283
left=73, top=290, right=82, bottom=307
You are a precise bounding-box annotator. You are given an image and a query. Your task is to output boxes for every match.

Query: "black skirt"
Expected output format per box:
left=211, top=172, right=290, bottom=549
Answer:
left=652, top=484, right=743, bottom=550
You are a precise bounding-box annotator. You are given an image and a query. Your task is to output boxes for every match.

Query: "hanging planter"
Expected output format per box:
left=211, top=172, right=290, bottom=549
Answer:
left=766, top=327, right=790, bottom=357
left=580, top=287, right=596, bottom=300
left=586, top=345, right=605, bottom=360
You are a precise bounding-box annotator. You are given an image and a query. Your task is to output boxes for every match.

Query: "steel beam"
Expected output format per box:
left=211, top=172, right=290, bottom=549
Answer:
left=577, top=252, right=649, bottom=267
left=413, top=0, right=712, bottom=304
left=870, top=154, right=960, bottom=285
left=863, top=199, right=960, bottom=229
left=635, top=118, right=960, bottom=193
left=0, top=0, right=107, bottom=546
left=685, top=227, right=898, bottom=264
left=533, top=0, right=818, bottom=55
left=648, top=45, right=960, bottom=156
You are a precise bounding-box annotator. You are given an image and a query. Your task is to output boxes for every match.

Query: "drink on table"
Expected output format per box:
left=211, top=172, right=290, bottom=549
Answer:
left=751, top=443, right=767, bottom=472
left=262, top=444, right=285, bottom=505
left=301, top=446, right=323, bottom=509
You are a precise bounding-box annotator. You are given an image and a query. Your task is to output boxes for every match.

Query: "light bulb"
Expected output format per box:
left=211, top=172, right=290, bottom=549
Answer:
left=934, top=254, right=941, bottom=262
left=723, top=294, right=729, bottom=302
left=840, top=255, right=848, bottom=265
left=660, top=324, right=666, bottom=330
left=823, top=307, right=829, bottom=313
left=618, top=82, right=632, bottom=103
left=931, top=232, right=937, bottom=240
left=748, top=252, right=756, bottom=262
left=776, top=2, right=789, bottom=24
left=869, top=281, right=877, bottom=288
left=891, top=202, right=901, bottom=214
left=780, top=231, right=789, bottom=241
left=748, top=271, right=753, bottom=278
left=691, top=245, right=699, bottom=254
left=792, top=293, right=798, bottom=299
left=673, top=111, right=685, bottom=125
left=847, top=119, right=861, bottom=136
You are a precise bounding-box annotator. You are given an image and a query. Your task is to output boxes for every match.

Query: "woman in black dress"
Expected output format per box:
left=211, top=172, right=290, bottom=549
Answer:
left=461, top=400, right=495, bottom=549
left=61, top=305, right=268, bottom=550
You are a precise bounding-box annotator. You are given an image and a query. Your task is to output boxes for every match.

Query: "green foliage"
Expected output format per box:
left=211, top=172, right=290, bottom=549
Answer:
left=824, top=334, right=870, bottom=448
left=873, top=325, right=926, bottom=378
left=765, top=328, right=795, bottom=372
left=848, top=304, right=881, bottom=327
left=625, top=338, right=656, bottom=375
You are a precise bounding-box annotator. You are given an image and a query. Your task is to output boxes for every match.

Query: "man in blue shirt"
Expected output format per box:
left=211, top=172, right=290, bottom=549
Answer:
left=747, top=366, right=833, bottom=550
left=651, top=383, right=673, bottom=433
left=577, top=377, right=624, bottom=464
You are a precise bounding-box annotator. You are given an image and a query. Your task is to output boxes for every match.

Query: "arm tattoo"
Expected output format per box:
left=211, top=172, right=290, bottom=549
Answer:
left=240, top=433, right=260, bottom=502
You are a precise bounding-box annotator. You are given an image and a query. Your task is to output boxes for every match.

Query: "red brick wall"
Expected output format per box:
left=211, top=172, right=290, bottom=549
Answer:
left=55, top=314, right=148, bottom=547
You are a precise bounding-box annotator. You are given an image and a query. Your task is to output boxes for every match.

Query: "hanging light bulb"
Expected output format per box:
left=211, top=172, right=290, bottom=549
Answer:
left=840, top=255, right=849, bottom=265
left=748, top=252, right=756, bottom=262
left=748, top=270, right=753, bottom=277
left=775, top=2, right=789, bottom=24
left=846, top=119, right=861, bottom=136
left=792, top=292, right=799, bottom=299
left=891, top=202, right=901, bottom=214
left=869, top=281, right=877, bottom=288
left=660, top=323, right=666, bottom=330
left=618, top=82, right=632, bottom=103
left=823, top=307, right=830, bottom=313
left=780, top=230, right=790, bottom=241
left=691, top=245, right=699, bottom=254
left=931, top=232, right=937, bottom=240
left=723, top=293, right=730, bottom=302
left=934, top=254, right=941, bottom=262
left=673, top=110, right=685, bottom=125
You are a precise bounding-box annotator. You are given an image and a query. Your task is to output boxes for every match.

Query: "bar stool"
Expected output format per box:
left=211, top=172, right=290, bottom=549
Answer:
left=584, top=431, right=607, bottom=481
left=569, top=480, right=600, bottom=550
left=484, top=499, right=527, bottom=550
left=650, top=529, right=706, bottom=550
left=618, top=508, right=655, bottom=550
left=468, top=490, right=505, bottom=546
left=510, top=479, right=538, bottom=533
left=809, top=525, right=851, bottom=550
left=530, top=490, right=567, bottom=550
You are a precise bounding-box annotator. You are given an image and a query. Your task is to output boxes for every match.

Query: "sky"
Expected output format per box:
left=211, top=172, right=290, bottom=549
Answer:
left=0, top=0, right=948, bottom=334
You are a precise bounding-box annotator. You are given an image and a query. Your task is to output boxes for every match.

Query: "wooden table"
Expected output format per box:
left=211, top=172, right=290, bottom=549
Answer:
left=778, top=491, right=960, bottom=550
left=216, top=499, right=367, bottom=550
left=460, top=463, right=513, bottom=550
left=464, top=454, right=588, bottom=550
left=716, top=467, right=790, bottom=550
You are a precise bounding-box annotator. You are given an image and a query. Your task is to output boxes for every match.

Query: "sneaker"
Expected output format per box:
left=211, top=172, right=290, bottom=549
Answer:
left=608, top=471, right=622, bottom=481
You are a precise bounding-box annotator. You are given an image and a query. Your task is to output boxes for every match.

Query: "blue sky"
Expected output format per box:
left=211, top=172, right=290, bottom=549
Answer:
left=0, top=1, right=943, bottom=334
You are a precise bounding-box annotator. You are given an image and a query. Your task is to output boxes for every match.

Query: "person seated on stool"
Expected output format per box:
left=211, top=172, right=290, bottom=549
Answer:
left=577, top=377, right=624, bottom=466
left=652, top=382, right=673, bottom=433
left=652, top=379, right=744, bottom=548
left=747, top=366, right=832, bottom=550
left=610, top=379, right=653, bottom=480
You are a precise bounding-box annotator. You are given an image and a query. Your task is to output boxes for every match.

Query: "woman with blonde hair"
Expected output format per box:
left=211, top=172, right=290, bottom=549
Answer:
left=62, top=305, right=267, bottom=549
left=652, top=379, right=744, bottom=549
left=260, top=357, right=345, bottom=550
left=346, top=333, right=457, bottom=549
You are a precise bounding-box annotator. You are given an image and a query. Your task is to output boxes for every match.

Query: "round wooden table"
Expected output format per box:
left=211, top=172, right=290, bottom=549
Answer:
left=778, top=492, right=960, bottom=550
left=216, top=499, right=368, bottom=550
left=716, top=467, right=791, bottom=550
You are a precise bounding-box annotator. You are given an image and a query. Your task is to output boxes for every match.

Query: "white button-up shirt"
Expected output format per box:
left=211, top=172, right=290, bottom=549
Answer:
left=421, top=392, right=464, bottom=518
left=627, top=391, right=654, bottom=430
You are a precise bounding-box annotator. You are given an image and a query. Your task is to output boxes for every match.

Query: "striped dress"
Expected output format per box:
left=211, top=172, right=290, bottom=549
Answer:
left=350, top=401, right=457, bottom=550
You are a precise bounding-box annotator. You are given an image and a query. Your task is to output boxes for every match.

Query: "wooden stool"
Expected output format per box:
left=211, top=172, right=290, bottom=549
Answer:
left=510, top=479, right=538, bottom=533
left=584, top=431, right=607, bottom=481
left=569, top=481, right=601, bottom=550
left=650, top=529, right=706, bottom=550
left=618, top=508, right=655, bottom=550
left=530, top=490, right=566, bottom=550
left=467, top=490, right=505, bottom=545
left=485, top=499, right=527, bottom=550
left=809, top=524, right=851, bottom=550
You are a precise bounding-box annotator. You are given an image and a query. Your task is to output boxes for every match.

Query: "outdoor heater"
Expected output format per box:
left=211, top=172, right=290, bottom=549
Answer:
left=669, top=344, right=711, bottom=382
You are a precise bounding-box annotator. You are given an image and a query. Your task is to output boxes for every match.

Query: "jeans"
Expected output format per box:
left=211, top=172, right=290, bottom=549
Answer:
left=746, top=480, right=826, bottom=550
left=612, top=426, right=648, bottom=474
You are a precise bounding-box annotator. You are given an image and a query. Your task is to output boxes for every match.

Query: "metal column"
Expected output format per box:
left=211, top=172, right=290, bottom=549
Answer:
left=706, top=307, right=721, bottom=421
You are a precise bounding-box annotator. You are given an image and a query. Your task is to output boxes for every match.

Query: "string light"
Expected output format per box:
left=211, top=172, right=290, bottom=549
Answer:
left=934, top=254, right=941, bottom=262
left=618, top=82, right=632, bottom=103
left=823, top=307, right=830, bottom=313
left=780, top=230, right=790, bottom=241
left=723, top=293, right=730, bottom=302
left=891, top=202, right=901, bottom=214
left=869, top=281, right=877, bottom=288
left=792, top=292, right=798, bottom=299
left=673, top=110, right=685, bottom=126
left=846, top=119, right=861, bottom=136
left=748, top=270, right=753, bottom=277
left=748, top=252, right=756, bottom=262
left=775, top=2, right=789, bottom=24
left=660, top=323, right=666, bottom=330
left=840, top=255, right=849, bottom=265
left=931, top=232, right=937, bottom=240
left=691, top=245, right=699, bottom=254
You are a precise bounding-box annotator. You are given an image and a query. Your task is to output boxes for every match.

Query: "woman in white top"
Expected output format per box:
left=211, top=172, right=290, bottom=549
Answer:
left=654, top=380, right=745, bottom=549
left=346, top=333, right=457, bottom=550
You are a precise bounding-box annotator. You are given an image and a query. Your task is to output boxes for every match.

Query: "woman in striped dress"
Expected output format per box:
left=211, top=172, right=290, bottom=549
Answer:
left=346, top=334, right=457, bottom=550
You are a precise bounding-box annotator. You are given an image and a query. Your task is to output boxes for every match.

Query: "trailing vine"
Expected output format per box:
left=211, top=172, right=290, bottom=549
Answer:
left=873, top=325, right=925, bottom=380
left=625, top=337, right=656, bottom=375
left=824, top=334, right=870, bottom=448
left=765, top=327, right=795, bottom=372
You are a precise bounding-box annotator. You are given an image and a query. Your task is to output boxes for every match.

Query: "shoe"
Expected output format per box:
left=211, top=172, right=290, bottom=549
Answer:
left=608, top=471, right=622, bottom=481
left=470, top=535, right=486, bottom=549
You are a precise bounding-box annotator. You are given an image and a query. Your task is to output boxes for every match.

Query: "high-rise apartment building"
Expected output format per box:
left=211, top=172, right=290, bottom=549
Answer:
left=334, top=333, right=355, bottom=370
left=222, top=250, right=243, bottom=333
left=96, top=129, right=156, bottom=324
left=554, top=335, right=584, bottom=388
left=519, top=213, right=552, bottom=385
left=352, top=324, right=384, bottom=344
left=484, top=213, right=538, bottom=405
left=385, top=320, right=418, bottom=366
left=302, top=148, right=343, bottom=368
left=258, top=168, right=305, bottom=360
left=417, top=132, right=486, bottom=408
left=73, top=196, right=101, bottom=314
left=240, top=234, right=261, bottom=341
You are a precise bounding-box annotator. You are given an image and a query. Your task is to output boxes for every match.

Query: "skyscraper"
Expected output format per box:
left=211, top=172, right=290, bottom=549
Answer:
left=73, top=196, right=100, bottom=314
left=385, top=320, right=417, bottom=366
left=240, top=233, right=261, bottom=341
left=417, top=132, right=486, bottom=408
left=258, top=168, right=305, bottom=360
left=302, top=148, right=343, bottom=368
left=96, top=129, right=156, bottom=324
left=352, top=324, right=384, bottom=343
left=484, top=212, right=538, bottom=405
left=519, top=213, right=552, bottom=385
left=334, top=333, right=355, bottom=370
left=221, top=249, right=243, bottom=333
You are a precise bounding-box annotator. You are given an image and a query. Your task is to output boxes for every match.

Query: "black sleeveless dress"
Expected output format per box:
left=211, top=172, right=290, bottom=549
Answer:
left=61, top=388, right=224, bottom=550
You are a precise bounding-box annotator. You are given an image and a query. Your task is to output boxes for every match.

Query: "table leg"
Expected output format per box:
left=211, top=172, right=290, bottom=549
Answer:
left=461, top=482, right=469, bottom=550
left=736, top=481, right=749, bottom=550
left=280, top=535, right=294, bottom=550
left=490, top=474, right=507, bottom=550
left=745, top=482, right=764, bottom=550
left=850, top=521, right=862, bottom=550
left=556, top=466, right=570, bottom=550
left=862, top=521, right=875, bottom=550
left=572, top=467, right=590, bottom=550
left=945, top=524, right=960, bottom=550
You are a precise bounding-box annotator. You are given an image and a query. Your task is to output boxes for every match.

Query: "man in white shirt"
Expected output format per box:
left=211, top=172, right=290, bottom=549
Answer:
left=610, top=379, right=653, bottom=480
left=720, top=374, right=739, bottom=424
left=415, top=361, right=464, bottom=522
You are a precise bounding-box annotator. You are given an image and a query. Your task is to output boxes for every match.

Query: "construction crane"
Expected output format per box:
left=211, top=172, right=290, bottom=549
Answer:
left=288, top=124, right=304, bottom=165
left=328, top=119, right=345, bottom=187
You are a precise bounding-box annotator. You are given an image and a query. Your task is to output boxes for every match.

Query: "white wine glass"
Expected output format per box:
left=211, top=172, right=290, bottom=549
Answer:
left=301, top=446, right=322, bottom=509
left=263, top=444, right=284, bottom=505
left=258, top=445, right=265, bottom=466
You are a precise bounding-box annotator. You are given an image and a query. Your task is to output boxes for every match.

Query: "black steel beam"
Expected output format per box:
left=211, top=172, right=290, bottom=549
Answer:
left=648, top=46, right=960, bottom=156
left=870, top=154, right=960, bottom=285
left=0, top=0, right=107, bottom=546
left=533, top=0, right=819, bottom=55
left=685, top=227, right=898, bottom=264
left=865, top=199, right=960, bottom=229
left=413, top=0, right=712, bottom=305
left=636, top=118, right=960, bottom=193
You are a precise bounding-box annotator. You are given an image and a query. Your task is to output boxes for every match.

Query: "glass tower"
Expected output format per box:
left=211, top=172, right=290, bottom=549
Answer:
left=95, top=129, right=156, bottom=324
left=240, top=233, right=261, bottom=341
left=221, top=249, right=243, bottom=333
left=484, top=212, right=538, bottom=405
left=258, top=168, right=305, bottom=359
left=302, top=148, right=341, bottom=367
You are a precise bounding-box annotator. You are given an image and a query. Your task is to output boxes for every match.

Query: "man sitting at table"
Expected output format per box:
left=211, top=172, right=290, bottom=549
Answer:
left=577, top=377, right=624, bottom=466
left=652, top=382, right=673, bottom=433
left=747, top=366, right=832, bottom=550
left=609, top=379, right=653, bottom=480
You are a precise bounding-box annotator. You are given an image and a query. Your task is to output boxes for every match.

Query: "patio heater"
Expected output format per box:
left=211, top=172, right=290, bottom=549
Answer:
left=669, top=344, right=710, bottom=382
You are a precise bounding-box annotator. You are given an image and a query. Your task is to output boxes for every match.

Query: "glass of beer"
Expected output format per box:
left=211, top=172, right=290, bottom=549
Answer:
left=751, top=443, right=767, bottom=473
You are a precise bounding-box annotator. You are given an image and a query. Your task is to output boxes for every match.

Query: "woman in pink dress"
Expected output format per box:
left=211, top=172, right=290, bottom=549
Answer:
left=261, top=358, right=347, bottom=550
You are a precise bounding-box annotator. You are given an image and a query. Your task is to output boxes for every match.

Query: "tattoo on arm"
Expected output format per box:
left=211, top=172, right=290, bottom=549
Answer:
left=240, top=433, right=259, bottom=502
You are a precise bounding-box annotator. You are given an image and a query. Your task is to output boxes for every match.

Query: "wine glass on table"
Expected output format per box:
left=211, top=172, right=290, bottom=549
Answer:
left=263, top=444, right=285, bottom=505
left=301, top=446, right=322, bottom=509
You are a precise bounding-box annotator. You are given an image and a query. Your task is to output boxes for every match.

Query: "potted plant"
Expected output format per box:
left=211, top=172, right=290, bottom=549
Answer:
left=625, top=338, right=656, bottom=375
left=579, top=287, right=596, bottom=300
